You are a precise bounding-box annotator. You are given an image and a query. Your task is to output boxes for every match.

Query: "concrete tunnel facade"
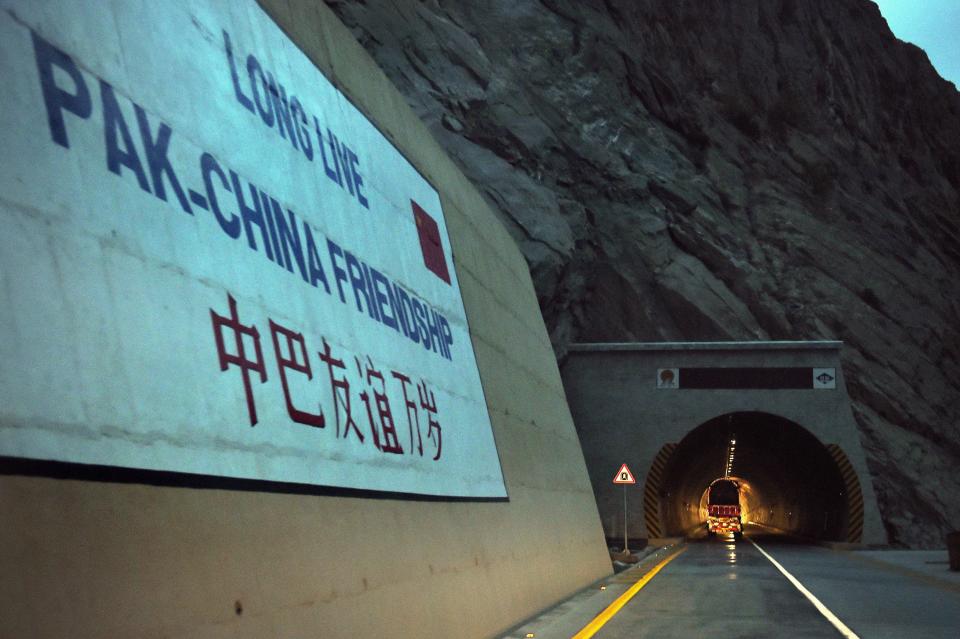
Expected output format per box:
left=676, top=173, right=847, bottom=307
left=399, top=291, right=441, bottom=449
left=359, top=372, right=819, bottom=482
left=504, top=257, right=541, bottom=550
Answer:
left=561, top=341, right=885, bottom=545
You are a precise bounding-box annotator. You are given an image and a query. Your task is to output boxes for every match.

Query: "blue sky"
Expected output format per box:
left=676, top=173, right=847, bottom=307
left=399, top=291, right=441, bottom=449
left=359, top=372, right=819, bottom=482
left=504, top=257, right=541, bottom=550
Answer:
left=873, top=0, right=960, bottom=88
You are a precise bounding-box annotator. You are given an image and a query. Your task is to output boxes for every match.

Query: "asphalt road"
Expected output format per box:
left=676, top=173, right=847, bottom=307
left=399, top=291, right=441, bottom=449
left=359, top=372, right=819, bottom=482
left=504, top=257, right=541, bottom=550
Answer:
left=593, top=532, right=960, bottom=639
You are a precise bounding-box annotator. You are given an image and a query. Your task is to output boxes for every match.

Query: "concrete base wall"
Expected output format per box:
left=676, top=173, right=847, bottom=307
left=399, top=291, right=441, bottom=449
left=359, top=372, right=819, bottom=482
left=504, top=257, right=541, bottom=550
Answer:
left=2, top=470, right=607, bottom=638
left=0, top=1, right=610, bottom=637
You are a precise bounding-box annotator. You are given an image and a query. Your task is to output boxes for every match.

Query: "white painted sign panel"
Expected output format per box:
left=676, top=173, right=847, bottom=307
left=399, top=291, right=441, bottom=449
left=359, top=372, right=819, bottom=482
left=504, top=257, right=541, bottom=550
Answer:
left=0, top=0, right=506, bottom=498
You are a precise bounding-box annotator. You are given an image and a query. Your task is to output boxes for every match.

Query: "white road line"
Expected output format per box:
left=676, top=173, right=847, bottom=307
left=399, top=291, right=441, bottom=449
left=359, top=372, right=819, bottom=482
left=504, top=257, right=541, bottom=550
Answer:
left=749, top=539, right=860, bottom=639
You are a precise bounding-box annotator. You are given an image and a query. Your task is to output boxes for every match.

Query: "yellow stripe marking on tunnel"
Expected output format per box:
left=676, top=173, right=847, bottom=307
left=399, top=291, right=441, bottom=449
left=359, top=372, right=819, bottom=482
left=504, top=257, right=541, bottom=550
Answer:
left=571, top=545, right=686, bottom=639
left=826, top=444, right=864, bottom=542
left=749, top=539, right=861, bottom=639
left=643, top=443, right=676, bottom=538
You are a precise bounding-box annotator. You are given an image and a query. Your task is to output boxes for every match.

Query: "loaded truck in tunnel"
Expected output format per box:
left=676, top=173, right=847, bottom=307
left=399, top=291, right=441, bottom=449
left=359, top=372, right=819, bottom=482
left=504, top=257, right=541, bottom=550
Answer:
left=706, top=478, right=742, bottom=538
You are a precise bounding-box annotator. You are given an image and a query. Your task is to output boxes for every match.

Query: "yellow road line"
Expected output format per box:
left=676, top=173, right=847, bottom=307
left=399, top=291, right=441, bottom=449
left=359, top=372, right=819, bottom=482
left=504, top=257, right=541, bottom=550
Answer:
left=571, top=546, right=687, bottom=639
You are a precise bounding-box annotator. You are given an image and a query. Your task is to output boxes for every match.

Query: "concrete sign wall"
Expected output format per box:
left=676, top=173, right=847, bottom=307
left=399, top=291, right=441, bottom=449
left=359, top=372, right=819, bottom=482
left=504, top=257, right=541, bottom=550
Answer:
left=0, top=0, right=505, bottom=498
left=1, top=3, right=612, bottom=636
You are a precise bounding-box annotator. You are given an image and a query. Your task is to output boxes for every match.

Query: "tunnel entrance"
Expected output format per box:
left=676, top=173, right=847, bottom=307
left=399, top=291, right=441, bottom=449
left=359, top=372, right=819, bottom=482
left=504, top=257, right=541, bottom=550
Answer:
left=657, top=412, right=851, bottom=541
left=562, top=341, right=884, bottom=544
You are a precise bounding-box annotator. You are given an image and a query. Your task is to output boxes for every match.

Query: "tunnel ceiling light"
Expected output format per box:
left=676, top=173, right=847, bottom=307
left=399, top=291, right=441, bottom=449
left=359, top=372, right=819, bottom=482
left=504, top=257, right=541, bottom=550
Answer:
left=724, top=435, right=737, bottom=479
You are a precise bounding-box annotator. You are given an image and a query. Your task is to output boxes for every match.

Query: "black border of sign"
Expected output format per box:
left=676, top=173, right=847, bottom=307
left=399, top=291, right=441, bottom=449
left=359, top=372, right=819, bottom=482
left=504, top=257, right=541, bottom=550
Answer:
left=0, top=456, right=509, bottom=502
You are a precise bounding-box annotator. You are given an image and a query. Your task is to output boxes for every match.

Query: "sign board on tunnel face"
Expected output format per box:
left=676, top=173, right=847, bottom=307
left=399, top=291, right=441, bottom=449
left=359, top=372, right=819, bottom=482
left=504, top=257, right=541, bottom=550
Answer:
left=657, top=368, right=679, bottom=388
left=0, top=0, right=507, bottom=498
left=613, top=464, right=636, bottom=484
left=813, top=368, right=837, bottom=389
left=658, top=367, right=839, bottom=390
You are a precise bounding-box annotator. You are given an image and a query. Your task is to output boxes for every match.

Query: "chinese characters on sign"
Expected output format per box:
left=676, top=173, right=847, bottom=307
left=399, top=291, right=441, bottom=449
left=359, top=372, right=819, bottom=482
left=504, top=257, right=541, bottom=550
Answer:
left=211, top=293, right=443, bottom=460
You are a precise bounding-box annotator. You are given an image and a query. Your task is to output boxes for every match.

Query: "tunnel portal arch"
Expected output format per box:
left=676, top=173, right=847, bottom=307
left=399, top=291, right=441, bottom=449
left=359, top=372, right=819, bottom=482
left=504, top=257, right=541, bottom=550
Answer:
left=561, top=341, right=884, bottom=545
left=647, top=411, right=861, bottom=542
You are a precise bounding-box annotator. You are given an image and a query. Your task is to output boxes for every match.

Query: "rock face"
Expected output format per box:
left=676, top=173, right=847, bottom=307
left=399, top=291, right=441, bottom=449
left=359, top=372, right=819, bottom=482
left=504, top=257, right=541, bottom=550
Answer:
left=325, top=0, right=960, bottom=547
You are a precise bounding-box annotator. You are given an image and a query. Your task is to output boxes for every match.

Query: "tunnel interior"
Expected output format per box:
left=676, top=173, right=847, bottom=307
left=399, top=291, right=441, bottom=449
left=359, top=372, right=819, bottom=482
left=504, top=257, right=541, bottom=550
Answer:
left=659, top=412, right=849, bottom=540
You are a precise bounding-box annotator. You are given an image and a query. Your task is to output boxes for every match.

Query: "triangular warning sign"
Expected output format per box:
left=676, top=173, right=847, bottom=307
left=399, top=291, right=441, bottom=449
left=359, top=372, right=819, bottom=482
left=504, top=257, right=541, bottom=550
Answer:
left=613, top=463, right=636, bottom=484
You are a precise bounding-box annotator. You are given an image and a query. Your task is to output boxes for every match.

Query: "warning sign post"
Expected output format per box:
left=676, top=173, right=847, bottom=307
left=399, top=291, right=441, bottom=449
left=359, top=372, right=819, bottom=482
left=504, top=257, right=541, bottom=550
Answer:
left=612, top=463, right=635, bottom=553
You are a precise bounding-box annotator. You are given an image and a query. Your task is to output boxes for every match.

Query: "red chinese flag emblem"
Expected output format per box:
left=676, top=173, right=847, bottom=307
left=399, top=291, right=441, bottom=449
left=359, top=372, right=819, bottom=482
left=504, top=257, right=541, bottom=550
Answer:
left=412, top=200, right=451, bottom=285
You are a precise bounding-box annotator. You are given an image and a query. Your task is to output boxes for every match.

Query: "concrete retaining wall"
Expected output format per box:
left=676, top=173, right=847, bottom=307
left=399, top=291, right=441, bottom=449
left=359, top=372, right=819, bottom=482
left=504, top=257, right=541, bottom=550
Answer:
left=0, top=1, right=610, bottom=637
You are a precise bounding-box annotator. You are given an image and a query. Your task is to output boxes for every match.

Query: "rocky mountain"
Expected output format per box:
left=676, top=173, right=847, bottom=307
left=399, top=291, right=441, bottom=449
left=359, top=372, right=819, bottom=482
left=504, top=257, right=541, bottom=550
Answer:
left=325, top=0, right=960, bottom=548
